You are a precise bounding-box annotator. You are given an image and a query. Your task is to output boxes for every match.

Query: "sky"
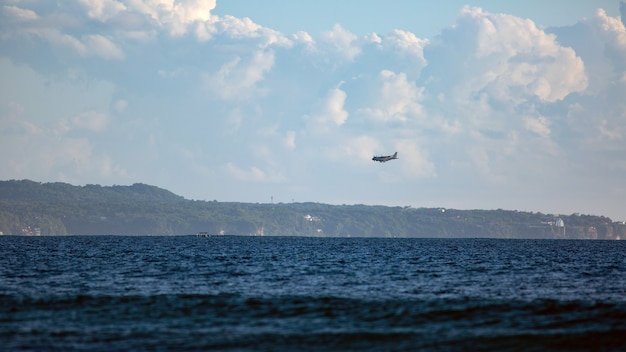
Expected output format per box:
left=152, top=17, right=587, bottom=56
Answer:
left=1, top=1, right=626, bottom=222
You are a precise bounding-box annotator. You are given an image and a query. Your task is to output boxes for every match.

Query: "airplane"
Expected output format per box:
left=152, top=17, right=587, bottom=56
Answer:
left=372, top=152, right=398, bottom=163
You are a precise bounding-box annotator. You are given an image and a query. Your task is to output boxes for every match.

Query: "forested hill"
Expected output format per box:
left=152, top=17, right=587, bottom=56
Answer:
left=0, top=179, right=183, bottom=204
left=1, top=179, right=624, bottom=239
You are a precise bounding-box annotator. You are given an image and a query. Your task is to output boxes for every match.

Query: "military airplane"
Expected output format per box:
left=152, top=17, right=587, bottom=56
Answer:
left=372, top=152, right=398, bottom=162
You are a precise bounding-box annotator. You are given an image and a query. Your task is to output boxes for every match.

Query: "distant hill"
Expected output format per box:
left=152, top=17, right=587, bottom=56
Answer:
left=0, top=179, right=624, bottom=239
left=0, top=179, right=183, bottom=203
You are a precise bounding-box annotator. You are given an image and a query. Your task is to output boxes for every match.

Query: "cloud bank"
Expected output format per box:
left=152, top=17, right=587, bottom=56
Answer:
left=1, top=1, right=625, bottom=220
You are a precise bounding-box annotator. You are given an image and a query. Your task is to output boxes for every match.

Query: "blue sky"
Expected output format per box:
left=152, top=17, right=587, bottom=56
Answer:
left=214, top=1, right=623, bottom=38
left=1, top=0, right=626, bottom=221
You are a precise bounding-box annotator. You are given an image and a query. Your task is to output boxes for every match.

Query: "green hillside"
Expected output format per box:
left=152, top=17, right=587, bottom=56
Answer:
left=0, top=180, right=624, bottom=239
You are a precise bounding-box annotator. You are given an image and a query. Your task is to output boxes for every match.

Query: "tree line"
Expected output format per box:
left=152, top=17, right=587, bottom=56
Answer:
left=1, top=179, right=624, bottom=239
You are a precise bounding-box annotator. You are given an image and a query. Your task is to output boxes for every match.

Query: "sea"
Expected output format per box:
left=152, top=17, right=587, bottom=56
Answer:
left=1, top=236, right=625, bottom=351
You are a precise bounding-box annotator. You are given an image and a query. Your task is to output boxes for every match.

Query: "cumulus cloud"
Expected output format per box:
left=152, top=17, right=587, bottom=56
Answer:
left=224, top=162, right=285, bottom=183
left=382, top=29, right=428, bottom=67
left=1, top=5, right=125, bottom=61
left=2, top=5, right=38, bottom=21
left=305, top=85, right=349, bottom=132
left=413, top=6, right=599, bottom=184
left=548, top=8, right=626, bottom=154
left=0, top=101, right=40, bottom=136
left=206, top=49, right=275, bottom=100
left=358, top=70, right=425, bottom=123
left=284, top=131, right=296, bottom=150
left=319, top=24, right=361, bottom=62
left=2, top=2, right=626, bottom=219
left=113, top=99, right=128, bottom=113
left=292, top=30, right=315, bottom=50
left=423, top=6, right=587, bottom=111
left=395, top=139, right=436, bottom=179
left=0, top=101, right=125, bottom=182
left=82, top=34, right=125, bottom=60
left=524, top=115, right=550, bottom=137
left=121, top=0, right=216, bottom=36
left=78, top=0, right=127, bottom=22
left=68, top=110, right=110, bottom=132
left=215, top=15, right=292, bottom=47
left=334, top=135, right=382, bottom=163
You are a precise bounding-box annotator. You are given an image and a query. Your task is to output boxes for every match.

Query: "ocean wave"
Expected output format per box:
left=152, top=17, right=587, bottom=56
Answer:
left=3, top=293, right=626, bottom=350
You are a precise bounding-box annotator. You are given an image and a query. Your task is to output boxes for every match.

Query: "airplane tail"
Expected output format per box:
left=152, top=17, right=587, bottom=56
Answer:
left=392, top=152, right=398, bottom=159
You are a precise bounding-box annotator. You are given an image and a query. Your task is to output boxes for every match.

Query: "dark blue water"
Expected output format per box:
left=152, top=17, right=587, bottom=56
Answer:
left=1, top=236, right=625, bottom=351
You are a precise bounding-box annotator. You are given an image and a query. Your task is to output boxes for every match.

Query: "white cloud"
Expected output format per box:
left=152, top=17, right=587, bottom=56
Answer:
left=284, top=131, right=296, bottom=150
left=334, top=135, right=382, bottom=164
left=2, top=5, right=38, bottom=21
left=0, top=101, right=40, bottom=136
left=114, top=99, right=128, bottom=113
left=305, top=85, right=349, bottom=132
left=0, top=102, right=125, bottom=182
left=2, top=2, right=626, bottom=219
left=524, top=115, right=550, bottom=137
left=173, top=0, right=215, bottom=22
left=425, top=6, right=587, bottom=107
left=124, top=0, right=216, bottom=36
left=206, top=49, right=275, bottom=100
left=224, top=162, right=285, bottom=183
left=78, top=0, right=127, bottom=22
left=292, top=30, right=315, bottom=51
left=82, top=0, right=291, bottom=47
left=323, top=87, right=349, bottom=125
left=69, top=110, right=110, bottom=132
left=358, top=70, right=424, bottom=123
left=216, top=15, right=292, bottom=47
left=395, top=139, right=436, bottom=179
left=1, top=6, right=96, bottom=60
left=383, top=29, right=428, bottom=67
left=411, top=5, right=601, bottom=191
left=1, top=17, right=125, bottom=61
left=82, top=34, right=125, bottom=60
left=599, top=119, right=622, bottom=140
left=548, top=8, right=626, bottom=152
left=320, top=24, right=361, bottom=62
left=365, top=32, right=381, bottom=44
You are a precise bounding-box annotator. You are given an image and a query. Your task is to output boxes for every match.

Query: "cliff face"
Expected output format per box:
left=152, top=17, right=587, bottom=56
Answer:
left=1, top=180, right=624, bottom=239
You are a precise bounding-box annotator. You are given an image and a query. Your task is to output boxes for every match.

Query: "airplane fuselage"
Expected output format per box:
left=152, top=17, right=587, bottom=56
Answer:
left=372, top=152, right=398, bottom=162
